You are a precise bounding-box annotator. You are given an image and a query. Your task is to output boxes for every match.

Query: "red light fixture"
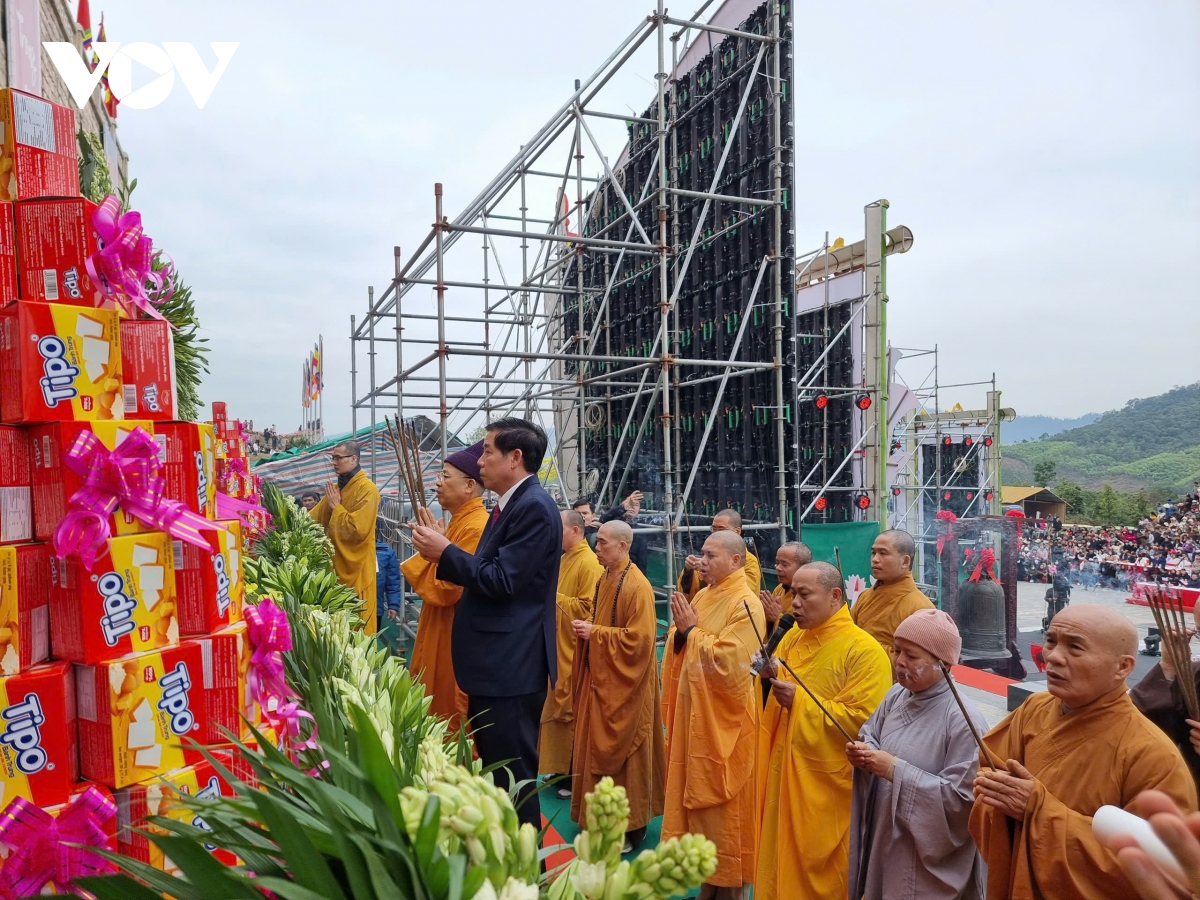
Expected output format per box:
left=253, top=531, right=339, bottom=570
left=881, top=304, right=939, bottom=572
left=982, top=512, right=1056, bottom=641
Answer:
left=966, top=491, right=975, bottom=501
left=985, top=491, right=995, bottom=501
left=942, top=435, right=953, bottom=446
left=963, top=435, right=974, bottom=447
left=814, top=495, right=828, bottom=511
left=892, top=487, right=901, bottom=496
left=856, top=493, right=871, bottom=510
left=855, top=394, right=872, bottom=410
left=982, top=436, right=994, bottom=447
left=943, top=491, right=952, bottom=501
left=814, top=394, right=829, bottom=409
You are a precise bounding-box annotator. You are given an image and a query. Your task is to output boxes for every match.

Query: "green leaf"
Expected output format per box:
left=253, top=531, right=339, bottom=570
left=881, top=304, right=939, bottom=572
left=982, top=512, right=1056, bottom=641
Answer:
left=348, top=704, right=403, bottom=825
left=446, top=853, right=466, bottom=900
left=414, top=795, right=441, bottom=870
left=75, top=874, right=174, bottom=900
left=144, top=834, right=261, bottom=899
left=250, top=877, right=345, bottom=900
left=91, top=847, right=208, bottom=900
left=247, top=789, right=346, bottom=898
left=462, top=865, right=487, bottom=900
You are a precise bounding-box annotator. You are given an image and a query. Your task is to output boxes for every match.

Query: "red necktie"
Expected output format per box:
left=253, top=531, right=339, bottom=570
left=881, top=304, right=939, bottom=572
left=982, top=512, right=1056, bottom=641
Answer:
left=490, top=505, right=501, bottom=525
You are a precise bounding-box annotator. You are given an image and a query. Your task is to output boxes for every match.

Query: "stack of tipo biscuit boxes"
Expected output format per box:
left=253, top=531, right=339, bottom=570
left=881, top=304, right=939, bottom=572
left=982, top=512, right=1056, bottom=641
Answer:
left=0, top=87, right=257, bottom=876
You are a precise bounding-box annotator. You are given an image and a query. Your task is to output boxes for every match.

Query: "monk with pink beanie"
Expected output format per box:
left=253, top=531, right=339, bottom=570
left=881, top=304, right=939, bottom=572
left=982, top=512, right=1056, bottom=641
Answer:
left=846, top=608, right=989, bottom=900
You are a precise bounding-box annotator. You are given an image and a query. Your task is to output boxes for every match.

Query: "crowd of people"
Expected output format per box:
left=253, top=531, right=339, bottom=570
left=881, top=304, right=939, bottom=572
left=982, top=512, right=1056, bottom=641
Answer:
left=295, top=424, right=1200, bottom=899
left=1018, top=491, right=1200, bottom=591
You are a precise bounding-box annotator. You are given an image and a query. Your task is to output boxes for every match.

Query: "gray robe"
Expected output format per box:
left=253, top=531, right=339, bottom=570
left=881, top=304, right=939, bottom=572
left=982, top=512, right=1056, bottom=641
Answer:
left=848, top=679, right=986, bottom=900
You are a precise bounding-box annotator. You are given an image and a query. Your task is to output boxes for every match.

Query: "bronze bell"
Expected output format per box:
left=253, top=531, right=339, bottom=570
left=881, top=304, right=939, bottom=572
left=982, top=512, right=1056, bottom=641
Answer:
left=961, top=569, right=1006, bottom=652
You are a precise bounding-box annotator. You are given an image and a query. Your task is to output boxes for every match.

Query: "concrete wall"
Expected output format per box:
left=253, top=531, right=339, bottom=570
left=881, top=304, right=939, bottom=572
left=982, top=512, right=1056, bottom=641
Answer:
left=0, top=0, right=129, bottom=185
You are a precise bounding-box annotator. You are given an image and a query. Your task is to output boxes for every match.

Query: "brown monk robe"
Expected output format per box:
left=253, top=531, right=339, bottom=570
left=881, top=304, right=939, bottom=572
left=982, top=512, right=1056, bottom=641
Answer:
left=539, top=510, right=604, bottom=779
left=677, top=508, right=762, bottom=601
left=1129, top=602, right=1200, bottom=788
left=970, top=603, right=1197, bottom=900
left=401, top=445, right=487, bottom=727
left=569, top=520, right=665, bottom=840
left=662, top=530, right=766, bottom=900
left=850, top=529, right=934, bottom=674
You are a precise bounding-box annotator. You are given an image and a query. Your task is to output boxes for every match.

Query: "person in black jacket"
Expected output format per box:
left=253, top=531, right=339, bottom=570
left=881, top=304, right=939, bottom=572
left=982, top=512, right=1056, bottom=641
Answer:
left=410, top=417, right=562, bottom=830
left=599, top=490, right=648, bottom=575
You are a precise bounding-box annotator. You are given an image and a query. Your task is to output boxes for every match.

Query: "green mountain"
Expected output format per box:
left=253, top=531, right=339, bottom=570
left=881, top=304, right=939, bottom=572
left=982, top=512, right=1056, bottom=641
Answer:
left=1003, top=383, right=1200, bottom=496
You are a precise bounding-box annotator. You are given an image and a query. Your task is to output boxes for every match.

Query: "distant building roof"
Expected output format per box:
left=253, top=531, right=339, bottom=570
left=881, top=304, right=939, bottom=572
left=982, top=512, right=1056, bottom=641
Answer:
left=1002, top=486, right=1065, bottom=505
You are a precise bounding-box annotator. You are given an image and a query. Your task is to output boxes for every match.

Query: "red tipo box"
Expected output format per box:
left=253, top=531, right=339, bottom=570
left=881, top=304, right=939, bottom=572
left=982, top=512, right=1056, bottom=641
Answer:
left=14, top=198, right=101, bottom=306
left=119, top=319, right=176, bottom=421
left=0, top=426, right=31, bottom=544
left=0, top=89, right=79, bottom=202
left=0, top=661, right=78, bottom=807
left=0, top=542, right=49, bottom=675
left=176, top=519, right=242, bottom=636
left=190, top=622, right=257, bottom=744
left=0, top=202, right=17, bottom=305
left=156, top=422, right=217, bottom=519
left=30, top=420, right=156, bottom=542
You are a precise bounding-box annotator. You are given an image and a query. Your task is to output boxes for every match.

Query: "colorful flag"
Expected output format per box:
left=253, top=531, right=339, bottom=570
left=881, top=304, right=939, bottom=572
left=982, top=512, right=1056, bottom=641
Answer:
left=302, top=361, right=311, bottom=409
left=97, top=15, right=117, bottom=117
left=76, top=0, right=93, bottom=67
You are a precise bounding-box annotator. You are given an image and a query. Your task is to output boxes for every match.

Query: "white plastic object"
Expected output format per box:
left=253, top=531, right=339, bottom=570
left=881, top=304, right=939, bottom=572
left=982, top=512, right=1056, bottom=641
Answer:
left=1092, top=804, right=1185, bottom=878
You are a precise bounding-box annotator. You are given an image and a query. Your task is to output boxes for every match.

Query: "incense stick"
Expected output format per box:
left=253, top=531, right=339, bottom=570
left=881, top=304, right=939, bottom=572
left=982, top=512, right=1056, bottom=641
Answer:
left=939, top=662, right=1005, bottom=769
left=744, top=600, right=855, bottom=743
left=1148, top=586, right=1200, bottom=721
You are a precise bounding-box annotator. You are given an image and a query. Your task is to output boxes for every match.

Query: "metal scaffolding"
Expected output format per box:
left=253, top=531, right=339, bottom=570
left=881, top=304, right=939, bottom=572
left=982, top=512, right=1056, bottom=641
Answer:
left=350, top=0, right=796, bottom=591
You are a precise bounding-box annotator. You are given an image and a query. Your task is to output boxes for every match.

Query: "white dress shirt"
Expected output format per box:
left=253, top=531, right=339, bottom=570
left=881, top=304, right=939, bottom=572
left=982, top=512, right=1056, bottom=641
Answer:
left=496, top=473, right=534, bottom=512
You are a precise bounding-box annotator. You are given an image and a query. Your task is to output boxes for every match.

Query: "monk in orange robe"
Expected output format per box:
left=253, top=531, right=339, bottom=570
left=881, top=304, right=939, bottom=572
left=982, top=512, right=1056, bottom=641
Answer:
left=970, top=603, right=1197, bottom=899
left=850, top=529, right=934, bottom=674
left=569, top=520, right=665, bottom=848
left=401, top=443, right=487, bottom=727
left=676, top=508, right=762, bottom=601
left=539, top=509, right=604, bottom=787
left=662, top=529, right=766, bottom=900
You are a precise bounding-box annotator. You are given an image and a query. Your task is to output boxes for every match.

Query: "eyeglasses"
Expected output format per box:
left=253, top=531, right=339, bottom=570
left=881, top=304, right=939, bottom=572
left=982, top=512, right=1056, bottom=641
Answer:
left=436, top=471, right=472, bottom=481
left=330, top=454, right=355, bottom=462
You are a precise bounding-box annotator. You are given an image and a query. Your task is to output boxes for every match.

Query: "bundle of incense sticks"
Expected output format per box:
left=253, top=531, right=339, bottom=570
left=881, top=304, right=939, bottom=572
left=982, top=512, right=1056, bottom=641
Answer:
left=385, top=415, right=428, bottom=510
left=1147, top=586, right=1200, bottom=721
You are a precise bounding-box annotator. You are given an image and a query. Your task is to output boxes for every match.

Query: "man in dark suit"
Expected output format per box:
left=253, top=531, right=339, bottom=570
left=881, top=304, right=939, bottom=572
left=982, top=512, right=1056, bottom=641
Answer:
left=410, top=417, right=562, bottom=830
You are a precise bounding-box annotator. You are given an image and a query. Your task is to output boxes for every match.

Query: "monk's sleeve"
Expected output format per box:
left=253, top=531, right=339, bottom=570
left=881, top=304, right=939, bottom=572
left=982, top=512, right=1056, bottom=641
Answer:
left=686, top=598, right=764, bottom=695
left=558, top=558, right=599, bottom=620
left=787, top=637, right=890, bottom=751
left=1130, top=664, right=1187, bottom=734
left=745, top=555, right=761, bottom=590
left=329, top=484, right=378, bottom=546
left=856, top=690, right=889, bottom=748
left=889, top=707, right=984, bottom=863
left=676, top=569, right=699, bottom=600
left=587, top=583, right=656, bottom=769
left=309, top=497, right=332, bottom=527
left=405, top=518, right=486, bottom=608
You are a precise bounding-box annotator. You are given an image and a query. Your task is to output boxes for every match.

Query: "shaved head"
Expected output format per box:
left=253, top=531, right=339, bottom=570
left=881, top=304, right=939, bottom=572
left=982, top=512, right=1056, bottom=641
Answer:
left=599, top=519, right=633, bottom=545
left=700, top=530, right=746, bottom=586
left=708, top=530, right=747, bottom=565
left=595, top=519, right=632, bottom=568
left=713, top=509, right=743, bottom=532
left=1042, top=602, right=1138, bottom=709
left=803, top=561, right=844, bottom=594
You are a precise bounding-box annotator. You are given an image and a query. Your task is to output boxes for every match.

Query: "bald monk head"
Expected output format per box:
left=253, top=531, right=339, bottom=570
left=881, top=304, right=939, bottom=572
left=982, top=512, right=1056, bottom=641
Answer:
left=712, top=508, right=743, bottom=535
left=1042, top=602, right=1138, bottom=710
left=699, top=530, right=746, bottom=586
left=790, top=561, right=845, bottom=630
left=561, top=509, right=587, bottom=552
left=595, top=519, right=633, bottom=570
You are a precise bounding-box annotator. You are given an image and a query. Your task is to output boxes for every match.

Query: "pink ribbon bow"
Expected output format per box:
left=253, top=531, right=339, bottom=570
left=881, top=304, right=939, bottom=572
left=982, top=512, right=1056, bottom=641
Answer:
left=245, top=599, right=322, bottom=769
left=53, top=427, right=226, bottom=569
left=86, top=195, right=169, bottom=322
left=0, top=786, right=117, bottom=898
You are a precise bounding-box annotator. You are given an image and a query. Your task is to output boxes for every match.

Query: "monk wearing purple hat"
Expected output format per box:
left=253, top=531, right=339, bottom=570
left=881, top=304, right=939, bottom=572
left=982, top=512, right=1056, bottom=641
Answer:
left=402, top=441, right=487, bottom=727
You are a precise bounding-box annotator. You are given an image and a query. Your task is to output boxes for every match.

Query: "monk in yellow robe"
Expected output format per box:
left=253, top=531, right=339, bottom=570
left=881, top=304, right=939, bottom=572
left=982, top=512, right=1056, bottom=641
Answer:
left=677, top=508, right=762, bottom=601
left=401, top=442, right=487, bottom=726
left=310, top=439, right=381, bottom=633
left=569, top=520, right=665, bottom=847
left=755, top=561, right=891, bottom=900
left=850, top=529, right=934, bottom=672
left=757, top=540, right=810, bottom=632
left=970, top=603, right=1197, bottom=900
left=539, top=509, right=604, bottom=784
left=662, top=530, right=766, bottom=899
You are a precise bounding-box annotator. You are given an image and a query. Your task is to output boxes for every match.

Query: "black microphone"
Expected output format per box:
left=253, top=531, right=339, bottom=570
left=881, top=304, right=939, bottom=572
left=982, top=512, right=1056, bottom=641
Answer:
left=751, top=613, right=796, bottom=675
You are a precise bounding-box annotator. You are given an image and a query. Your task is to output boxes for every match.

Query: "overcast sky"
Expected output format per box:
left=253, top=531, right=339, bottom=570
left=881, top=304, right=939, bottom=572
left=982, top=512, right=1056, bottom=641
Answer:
left=95, top=0, right=1198, bottom=433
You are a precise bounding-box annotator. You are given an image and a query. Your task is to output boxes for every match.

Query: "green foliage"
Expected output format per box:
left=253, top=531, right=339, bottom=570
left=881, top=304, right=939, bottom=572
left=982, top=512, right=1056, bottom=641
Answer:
left=153, top=257, right=210, bottom=422
left=77, top=129, right=113, bottom=203
left=79, top=712, right=519, bottom=900
left=1004, top=383, right=1200, bottom=495
left=247, top=557, right=360, bottom=615
left=1032, top=459, right=1057, bottom=487
left=250, top=483, right=335, bottom=571
left=1052, top=479, right=1156, bottom=526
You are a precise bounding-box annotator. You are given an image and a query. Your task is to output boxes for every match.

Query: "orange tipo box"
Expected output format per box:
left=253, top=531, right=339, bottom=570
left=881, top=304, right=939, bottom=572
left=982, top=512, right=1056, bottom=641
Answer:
left=13, top=198, right=102, bottom=306
left=0, top=89, right=79, bottom=202
left=119, top=319, right=176, bottom=421
left=49, top=531, right=178, bottom=665
left=30, top=420, right=156, bottom=542
left=156, top=422, right=216, bottom=519
left=0, top=542, right=49, bottom=675
left=0, top=661, right=78, bottom=807
left=0, top=301, right=122, bottom=423
left=115, top=751, right=244, bottom=871
left=0, top=426, right=31, bottom=544
left=190, top=621, right=259, bottom=743
left=75, top=641, right=208, bottom=789
left=176, top=519, right=242, bottom=636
